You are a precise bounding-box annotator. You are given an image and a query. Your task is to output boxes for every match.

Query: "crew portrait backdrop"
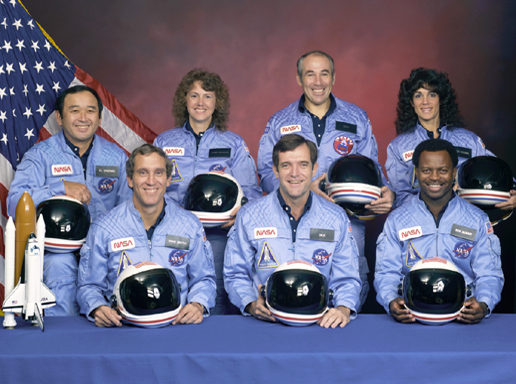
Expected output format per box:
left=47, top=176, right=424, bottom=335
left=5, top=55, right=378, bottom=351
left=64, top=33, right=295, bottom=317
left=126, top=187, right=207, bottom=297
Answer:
left=17, top=0, right=516, bottom=313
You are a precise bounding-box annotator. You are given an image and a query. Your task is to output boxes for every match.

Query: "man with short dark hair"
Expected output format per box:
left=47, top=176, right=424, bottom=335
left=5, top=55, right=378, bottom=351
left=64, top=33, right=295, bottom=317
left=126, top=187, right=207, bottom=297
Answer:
left=225, top=134, right=361, bottom=328
left=7, top=85, right=132, bottom=316
left=374, top=139, right=504, bottom=324
left=257, top=51, right=394, bottom=310
left=77, top=144, right=216, bottom=327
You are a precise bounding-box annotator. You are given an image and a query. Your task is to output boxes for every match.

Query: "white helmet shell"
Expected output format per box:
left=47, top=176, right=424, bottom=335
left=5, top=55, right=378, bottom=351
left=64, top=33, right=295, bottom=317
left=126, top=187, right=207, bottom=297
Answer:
left=401, top=257, right=467, bottom=325
left=183, top=171, right=246, bottom=228
left=112, top=261, right=182, bottom=328
left=262, top=260, right=331, bottom=326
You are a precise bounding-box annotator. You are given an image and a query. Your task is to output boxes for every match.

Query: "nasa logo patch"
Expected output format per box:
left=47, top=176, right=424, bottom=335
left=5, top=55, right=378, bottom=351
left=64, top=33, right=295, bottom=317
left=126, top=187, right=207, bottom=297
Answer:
left=333, top=136, right=354, bottom=155
left=453, top=241, right=473, bottom=259
left=51, top=164, right=73, bottom=176
left=209, top=164, right=226, bottom=172
left=169, top=249, right=188, bottom=267
left=257, top=242, right=279, bottom=268
left=280, top=125, right=301, bottom=135
left=98, top=177, right=116, bottom=194
left=403, top=150, right=414, bottom=162
left=264, top=124, right=270, bottom=135
left=312, top=248, right=331, bottom=266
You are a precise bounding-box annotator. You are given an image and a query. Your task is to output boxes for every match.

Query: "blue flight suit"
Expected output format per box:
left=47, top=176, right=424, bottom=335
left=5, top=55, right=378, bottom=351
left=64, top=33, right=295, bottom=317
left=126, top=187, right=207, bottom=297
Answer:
left=257, top=94, right=389, bottom=310
left=374, top=194, right=504, bottom=315
left=224, top=192, right=361, bottom=316
left=7, top=131, right=131, bottom=316
left=77, top=196, right=216, bottom=320
left=386, top=123, right=495, bottom=209
left=153, top=125, right=262, bottom=314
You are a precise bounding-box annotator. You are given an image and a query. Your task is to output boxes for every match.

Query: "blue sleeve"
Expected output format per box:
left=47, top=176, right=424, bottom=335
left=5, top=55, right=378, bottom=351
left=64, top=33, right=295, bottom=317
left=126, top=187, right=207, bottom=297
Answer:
left=7, top=149, right=65, bottom=218
left=470, top=220, right=504, bottom=315
left=386, top=142, right=412, bottom=208
left=114, top=152, right=132, bottom=206
left=231, top=138, right=262, bottom=201
left=257, top=121, right=279, bottom=194
left=330, top=215, right=362, bottom=316
left=374, top=218, right=404, bottom=314
left=185, top=224, right=217, bottom=312
left=77, top=223, right=111, bottom=321
left=223, top=211, right=258, bottom=314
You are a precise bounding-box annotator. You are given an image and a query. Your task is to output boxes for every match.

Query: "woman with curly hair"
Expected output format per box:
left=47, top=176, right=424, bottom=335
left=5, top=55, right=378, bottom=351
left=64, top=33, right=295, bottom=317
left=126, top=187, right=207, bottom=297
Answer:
left=386, top=67, right=515, bottom=210
left=154, top=69, right=262, bottom=314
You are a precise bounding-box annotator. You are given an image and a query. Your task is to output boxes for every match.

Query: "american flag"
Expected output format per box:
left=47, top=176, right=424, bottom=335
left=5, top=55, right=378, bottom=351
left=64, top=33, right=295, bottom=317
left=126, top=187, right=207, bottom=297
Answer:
left=0, top=0, right=157, bottom=305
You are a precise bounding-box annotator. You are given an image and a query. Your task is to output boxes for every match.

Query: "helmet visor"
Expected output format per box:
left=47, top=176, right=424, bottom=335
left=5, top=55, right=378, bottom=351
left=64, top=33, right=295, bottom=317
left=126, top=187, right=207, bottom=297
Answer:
left=266, top=270, right=329, bottom=315
left=36, top=198, right=91, bottom=240
left=403, top=269, right=466, bottom=315
left=119, top=269, right=181, bottom=315
left=183, top=174, right=239, bottom=212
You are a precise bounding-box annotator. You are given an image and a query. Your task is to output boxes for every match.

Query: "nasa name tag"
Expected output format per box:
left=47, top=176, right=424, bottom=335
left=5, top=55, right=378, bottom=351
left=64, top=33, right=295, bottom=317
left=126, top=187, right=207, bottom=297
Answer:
left=451, top=224, right=476, bottom=241
left=454, top=146, right=472, bottom=159
left=254, top=227, right=277, bottom=239
left=52, top=164, right=73, bottom=176
left=335, top=121, right=357, bottom=134
left=166, top=235, right=190, bottom=250
left=399, top=226, right=422, bottom=241
left=310, top=228, right=334, bottom=242
left=280, top=125, right=301, bottom=135
left=96, top=166, right=119, bottom=177
left=403, top=150, right=414, bottom=162
left=209, top=148, right=231, bottom=158
left=163, top=147, right=185, bottom=156
left=111, top=237, right=135, bottom=251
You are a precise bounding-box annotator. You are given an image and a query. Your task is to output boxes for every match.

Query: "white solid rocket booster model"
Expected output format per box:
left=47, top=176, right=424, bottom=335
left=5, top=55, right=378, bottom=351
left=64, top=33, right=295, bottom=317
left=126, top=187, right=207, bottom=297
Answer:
left=2, top=192, right=56, bottom=331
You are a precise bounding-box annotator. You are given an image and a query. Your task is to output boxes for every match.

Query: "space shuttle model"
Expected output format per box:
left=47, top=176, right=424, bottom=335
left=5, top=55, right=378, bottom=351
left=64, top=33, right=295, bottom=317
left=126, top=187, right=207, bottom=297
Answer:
left=2, top=192, right=56, bottom=331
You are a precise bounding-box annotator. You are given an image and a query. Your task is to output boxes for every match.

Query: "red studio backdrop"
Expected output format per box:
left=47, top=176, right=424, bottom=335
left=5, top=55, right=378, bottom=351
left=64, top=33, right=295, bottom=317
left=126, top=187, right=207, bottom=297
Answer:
left=6, top=0, right=516, bottom=312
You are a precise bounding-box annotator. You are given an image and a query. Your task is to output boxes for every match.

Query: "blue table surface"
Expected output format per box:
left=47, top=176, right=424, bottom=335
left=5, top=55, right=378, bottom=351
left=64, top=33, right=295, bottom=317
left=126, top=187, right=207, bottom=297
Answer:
left=1, top=314, right=515, bottom=383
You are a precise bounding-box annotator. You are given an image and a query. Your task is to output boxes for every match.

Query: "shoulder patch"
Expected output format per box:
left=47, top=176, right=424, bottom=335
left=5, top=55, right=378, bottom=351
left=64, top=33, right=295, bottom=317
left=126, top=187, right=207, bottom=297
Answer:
left=405, top=241, right=423, bottom=268
left=170, top=159, right=183, bottom=183
left=117, top=251, right=133, bottom=277
left=257, top=242, right=279, bottom=268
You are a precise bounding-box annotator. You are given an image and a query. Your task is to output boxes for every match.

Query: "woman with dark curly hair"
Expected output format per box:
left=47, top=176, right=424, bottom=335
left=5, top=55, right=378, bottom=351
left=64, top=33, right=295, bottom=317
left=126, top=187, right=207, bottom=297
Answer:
left=154, top=69, right=262, bottom=314
left=386, top=68, right=515, bottom=209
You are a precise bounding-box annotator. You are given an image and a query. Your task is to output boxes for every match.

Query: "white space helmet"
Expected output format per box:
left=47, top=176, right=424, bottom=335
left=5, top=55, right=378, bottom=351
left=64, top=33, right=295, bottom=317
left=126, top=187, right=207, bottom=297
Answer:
left=457, top=156, right=515, bottom=225
left=182, top=172, right=247, bottom=228
left=36, top=195, right=91, bottom=253
left=111, top=261, right=182, bottom=328
left=398, top=257, right=469, bottom=325
left=260, top=260, right=333, bottom=326
left=324, top=155, right=382, bottom=221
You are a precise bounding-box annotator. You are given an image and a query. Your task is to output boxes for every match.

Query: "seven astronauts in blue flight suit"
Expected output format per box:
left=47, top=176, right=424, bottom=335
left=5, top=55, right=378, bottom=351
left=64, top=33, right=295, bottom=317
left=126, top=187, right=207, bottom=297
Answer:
left=8, top=50, right=515, bottom=326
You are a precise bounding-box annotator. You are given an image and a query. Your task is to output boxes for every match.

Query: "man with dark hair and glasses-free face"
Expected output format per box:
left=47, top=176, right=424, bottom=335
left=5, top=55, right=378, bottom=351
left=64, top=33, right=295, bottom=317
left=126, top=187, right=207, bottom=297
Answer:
left=7, top=85, right=132, bottom=316
left=77, top=144, right=216, bottom=327
left=225, top=134, right=361, bottom=328
left=375, top=139, right=503, bottom=324
left=257, top=51, right=394, bottom=311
